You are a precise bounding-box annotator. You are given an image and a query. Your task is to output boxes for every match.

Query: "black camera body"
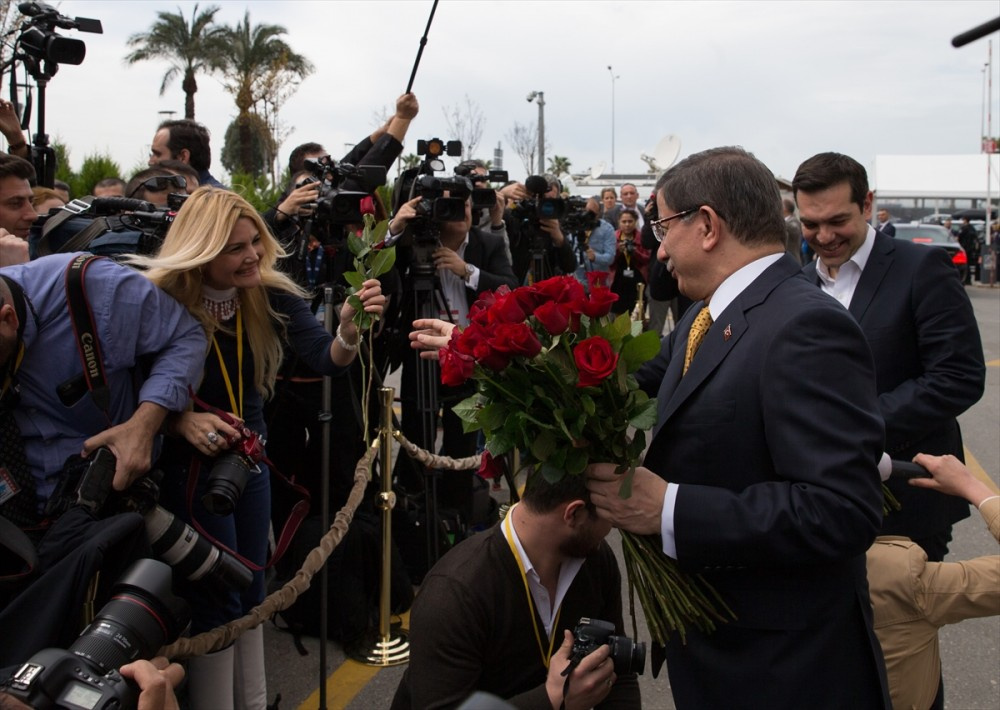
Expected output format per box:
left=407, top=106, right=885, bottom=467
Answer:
left=3, top=559, right=189, bottom=710
left=571, top=617, right=645, bottom=676
left=202, top=425, right=266, bottom=517
left=47, top=447, right=253, bottom=593
left=300, top=157, right=386, bottom=230
left=561, top=196, right=599, bottom=236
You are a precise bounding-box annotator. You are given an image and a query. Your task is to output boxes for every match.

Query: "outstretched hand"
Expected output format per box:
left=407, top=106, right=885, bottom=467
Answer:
left=409, top=318, right=457, bottom=360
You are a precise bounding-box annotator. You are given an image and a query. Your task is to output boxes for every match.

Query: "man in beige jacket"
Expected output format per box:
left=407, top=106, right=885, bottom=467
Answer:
left=867, top=453, right=999, bottom=710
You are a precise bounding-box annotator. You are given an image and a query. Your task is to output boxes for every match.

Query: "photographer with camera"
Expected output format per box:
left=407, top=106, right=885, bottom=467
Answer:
left=388, top=179, right=516, bottom=542
left=608, top=209, right=650, bottom=316
left=391, top=468, right=641, bottom=709
left=131, top=186, right=384, bottom=709
left=570, top=197, right=616, bottom=289
left=506, top=176, right=579, bottom=285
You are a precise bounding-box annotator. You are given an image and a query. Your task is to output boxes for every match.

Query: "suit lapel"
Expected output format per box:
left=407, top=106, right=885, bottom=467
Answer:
left=848, top=232, right=894, bottom=323
left=656, top=256, right=799, bottom=428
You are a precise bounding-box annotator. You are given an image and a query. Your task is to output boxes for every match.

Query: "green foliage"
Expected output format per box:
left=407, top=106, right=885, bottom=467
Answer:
left=228, top=172, right=283, bottom=213
left=52, top=142, right=73, bottom=186
left=73, top=154, right=122, bottom=197
left=221, top=115, right=275, bottom=177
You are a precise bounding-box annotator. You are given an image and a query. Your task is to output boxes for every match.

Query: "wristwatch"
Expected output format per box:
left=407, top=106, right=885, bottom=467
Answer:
left=464, top=263, right=475, bottom=282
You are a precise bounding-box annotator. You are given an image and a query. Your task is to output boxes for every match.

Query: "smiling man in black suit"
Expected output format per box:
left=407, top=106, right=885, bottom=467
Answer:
left=793, top=152, right=986, bottom=562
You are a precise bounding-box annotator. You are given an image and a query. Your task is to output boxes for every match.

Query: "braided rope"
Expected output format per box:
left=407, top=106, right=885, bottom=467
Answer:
left=160, top=435, right=483, bottom=659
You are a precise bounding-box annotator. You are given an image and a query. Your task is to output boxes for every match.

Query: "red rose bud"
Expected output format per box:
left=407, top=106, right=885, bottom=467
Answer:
left=534, top=300, right=570, bottom=335
left=577, top=288, right=618, bottom=318
left=439, top=346, right=474, bottom=386
left=531, top=274, right=584, bottom=305
left=573, top=336, right=620, bottom=387
left=512, top=287, right=539, bottom=316
left=477, top=450, right=503, bottom=480
left=492, top=322, right=542, bottom=358
left=586, top=270, right=610, bottom=290
left=454, top=322, right=487, bottom=357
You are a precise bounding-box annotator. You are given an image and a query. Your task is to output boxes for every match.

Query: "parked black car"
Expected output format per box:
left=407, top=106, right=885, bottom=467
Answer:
left=893, top=223, right=968, bottom=282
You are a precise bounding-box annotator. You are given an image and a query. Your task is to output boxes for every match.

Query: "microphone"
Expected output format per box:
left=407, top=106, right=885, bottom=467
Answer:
left=89, top=197, right=155, bottom=215
left=525, top=175, right=549, bottom=195
left=888, top=460, right=932, bottom=479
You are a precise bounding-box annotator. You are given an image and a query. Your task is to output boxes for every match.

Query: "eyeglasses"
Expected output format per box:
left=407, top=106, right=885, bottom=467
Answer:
left=128, top=174, right=187, bottom=199
left=650, top=207, right=698, bottom=242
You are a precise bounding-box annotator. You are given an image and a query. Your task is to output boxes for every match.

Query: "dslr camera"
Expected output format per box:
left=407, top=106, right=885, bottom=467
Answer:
left=202, top=423, right=266, bottom=517
left=48, top=447, right=253, bottom=593
left=2, top=559, right=189, bottom=710
left=570, top=617, right=645, bottom=676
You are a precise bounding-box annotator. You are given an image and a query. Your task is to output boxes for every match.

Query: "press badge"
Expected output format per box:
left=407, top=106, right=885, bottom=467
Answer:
left=0, top=466, right=21, bottom=505
left=622, top=268, right=635, bottom=278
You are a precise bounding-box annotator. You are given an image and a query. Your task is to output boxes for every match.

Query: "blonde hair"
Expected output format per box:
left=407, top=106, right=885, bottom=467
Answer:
left=132, top=186, right=307, bottom=398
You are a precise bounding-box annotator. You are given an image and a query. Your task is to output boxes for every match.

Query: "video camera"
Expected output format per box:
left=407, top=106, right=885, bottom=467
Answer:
left=47, top=447, right=253, bottom=594
left=2, top=558, right=188, bottom=710
left=561, top=196, right=600, bottom=235
left=391, top=138, right=473, bottom=271
left=508, top=175, right=571, bottom=252
left=454, top=162, right=509, bottom=213
left=299, top=157, right=387, bottom=230
left=28, top=195, right=187, bottom=260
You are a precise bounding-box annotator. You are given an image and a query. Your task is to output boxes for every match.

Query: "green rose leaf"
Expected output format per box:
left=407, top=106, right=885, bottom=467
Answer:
left=622, top=330, right=662, bottom=371
left=370, top=247, right=396, bottom=279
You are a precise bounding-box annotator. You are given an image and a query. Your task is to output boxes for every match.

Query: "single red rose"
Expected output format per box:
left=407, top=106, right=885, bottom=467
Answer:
left=577, top=288, right=619, bottom=318
left=473, top=340, right=511, bottom=371
left=454, top=322, right=488, bottom=357
left=492, top=322, right=542, bottom=358
left=534, top=300, right=570, bottom=335
left=493, top=290, right=527, bottom=324
left=586, top=270, right=610, bottom=290
left=512, top=287, right=540, bottom=317
left=573, top=336, right=619, bottom=387
left=477, top=450, right=503, bottom=480
left=531, top=275, right=584, bottom=305
left=439, top=337, right=474, bottom=386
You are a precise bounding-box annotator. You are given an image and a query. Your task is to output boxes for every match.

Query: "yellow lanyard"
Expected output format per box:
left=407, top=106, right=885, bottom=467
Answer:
left=1, top=343, right=25, bottom=399
left=210, top=309, right=243, bottom=418
left=503, top=505, right=561, bottom=669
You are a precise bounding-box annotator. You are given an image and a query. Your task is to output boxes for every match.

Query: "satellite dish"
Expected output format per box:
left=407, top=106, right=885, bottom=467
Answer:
left=562, top=173, right=577, bottom=194
left=651, top=135, right=682, bottom=172
left=590, top=161, right=606, bottom=180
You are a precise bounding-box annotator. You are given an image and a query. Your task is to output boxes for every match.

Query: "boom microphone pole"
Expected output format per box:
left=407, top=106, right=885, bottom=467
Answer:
left=405, top=0, right=439, bottom=93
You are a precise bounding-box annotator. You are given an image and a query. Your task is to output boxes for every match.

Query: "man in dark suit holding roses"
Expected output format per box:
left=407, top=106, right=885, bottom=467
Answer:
left=587, top=147, right=891, bottom=708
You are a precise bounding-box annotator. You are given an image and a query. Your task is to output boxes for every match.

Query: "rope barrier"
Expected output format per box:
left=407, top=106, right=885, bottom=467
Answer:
left=160, top=432, right=483, bottom=659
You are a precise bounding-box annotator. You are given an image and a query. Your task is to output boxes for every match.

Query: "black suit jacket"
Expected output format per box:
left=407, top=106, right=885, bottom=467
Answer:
left=803, top=232, right=985, bottom=541
left=638, top=255, right=890, bottom=708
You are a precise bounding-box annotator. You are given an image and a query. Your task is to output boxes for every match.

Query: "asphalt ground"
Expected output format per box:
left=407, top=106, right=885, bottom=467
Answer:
left=263, top=283, right=999, bottom=710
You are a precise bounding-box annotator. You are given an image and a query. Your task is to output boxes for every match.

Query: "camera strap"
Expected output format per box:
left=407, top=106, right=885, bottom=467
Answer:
left=64, top=255, right=112, bottom=424
left=502, top=504, right=561, bottom=669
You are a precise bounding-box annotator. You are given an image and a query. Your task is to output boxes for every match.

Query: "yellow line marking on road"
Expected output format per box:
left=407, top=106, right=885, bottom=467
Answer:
left=966, top=447, right=999, bottom=494
left=986, top=358, right=1000, bottom=367
left=297, top=611, right=411, bottom=710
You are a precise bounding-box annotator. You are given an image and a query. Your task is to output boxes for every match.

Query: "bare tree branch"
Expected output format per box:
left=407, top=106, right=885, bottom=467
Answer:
left=506, top=121, right=537, bottom=177
left=442, top=94, right=485, bottom=159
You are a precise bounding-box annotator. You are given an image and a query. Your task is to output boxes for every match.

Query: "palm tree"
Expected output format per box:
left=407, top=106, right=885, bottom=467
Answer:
left=548, top=155, right=571, bottom=178
left=219, top=11, right=313, bottom=176
left=124, top=4, right=227, bottom=120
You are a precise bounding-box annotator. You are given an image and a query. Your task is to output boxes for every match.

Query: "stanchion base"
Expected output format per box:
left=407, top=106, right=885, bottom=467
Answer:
left=346, top=624, right=410, bottom=667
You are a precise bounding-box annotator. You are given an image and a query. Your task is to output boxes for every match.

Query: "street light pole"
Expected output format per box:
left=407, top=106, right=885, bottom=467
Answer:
left=527, top=91, right=545, bottom=175
left=608, top=65, right=619, bottom=175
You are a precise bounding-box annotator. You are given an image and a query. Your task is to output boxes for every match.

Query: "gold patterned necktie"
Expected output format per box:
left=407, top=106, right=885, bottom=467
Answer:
left=683, top=306, right=713, bottom=375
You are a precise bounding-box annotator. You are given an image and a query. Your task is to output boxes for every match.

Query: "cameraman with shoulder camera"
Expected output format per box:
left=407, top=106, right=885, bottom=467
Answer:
left=391, top=469, right=641, bottom=709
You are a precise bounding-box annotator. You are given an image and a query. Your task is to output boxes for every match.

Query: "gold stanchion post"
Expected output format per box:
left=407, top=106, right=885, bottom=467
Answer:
left=349, top=386, right=410, bottom=666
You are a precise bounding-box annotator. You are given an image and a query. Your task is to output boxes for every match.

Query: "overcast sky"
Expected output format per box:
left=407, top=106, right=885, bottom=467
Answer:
left=14, top=0, right=1000, bottom=188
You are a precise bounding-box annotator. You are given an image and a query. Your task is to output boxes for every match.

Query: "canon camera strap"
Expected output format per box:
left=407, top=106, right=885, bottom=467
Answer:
left=64, top=254, right=112, bottom=424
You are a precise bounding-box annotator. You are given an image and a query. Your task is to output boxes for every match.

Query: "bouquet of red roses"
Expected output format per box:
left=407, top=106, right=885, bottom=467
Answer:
left=442, top=273, right=733, bottom=644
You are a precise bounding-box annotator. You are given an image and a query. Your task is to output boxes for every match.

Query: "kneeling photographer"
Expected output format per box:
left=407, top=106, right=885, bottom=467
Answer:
left=506, top=175, right=578, bottom=285
left=391, top=471, right=642, bottom=709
